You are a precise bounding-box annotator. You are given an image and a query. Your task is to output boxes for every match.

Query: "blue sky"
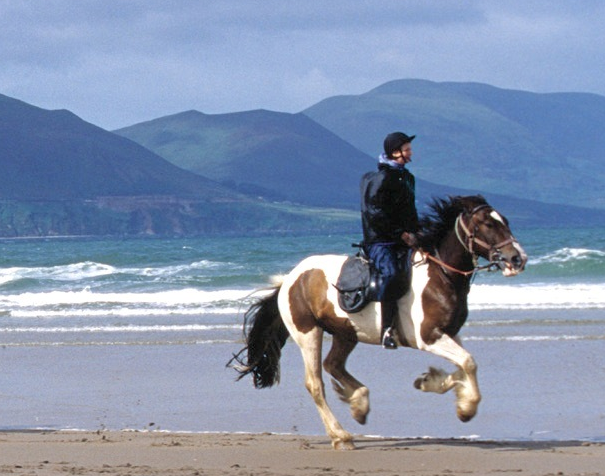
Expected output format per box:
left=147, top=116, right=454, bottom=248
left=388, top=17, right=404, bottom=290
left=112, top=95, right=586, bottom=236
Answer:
left=2, top=0, right=604, bottom=130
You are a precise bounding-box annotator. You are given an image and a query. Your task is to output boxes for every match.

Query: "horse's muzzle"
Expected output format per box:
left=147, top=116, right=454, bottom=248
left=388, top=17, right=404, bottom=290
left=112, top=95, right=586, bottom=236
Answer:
left=497, top=241, right=528, bottom=277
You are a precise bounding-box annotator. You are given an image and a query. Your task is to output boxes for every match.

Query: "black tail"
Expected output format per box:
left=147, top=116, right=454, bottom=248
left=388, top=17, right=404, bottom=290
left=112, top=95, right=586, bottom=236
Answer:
left=227, top=286, right=290, bottom=388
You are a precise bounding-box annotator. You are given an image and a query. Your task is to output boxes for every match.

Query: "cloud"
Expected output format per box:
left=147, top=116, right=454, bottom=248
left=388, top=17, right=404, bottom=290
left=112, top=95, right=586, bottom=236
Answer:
left=1, top=0, right=605, bottom=129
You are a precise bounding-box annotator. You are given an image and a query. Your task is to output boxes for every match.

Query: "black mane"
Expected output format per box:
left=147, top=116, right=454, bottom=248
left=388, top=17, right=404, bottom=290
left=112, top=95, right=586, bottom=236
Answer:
left=416, top=195, right=488, bottom=252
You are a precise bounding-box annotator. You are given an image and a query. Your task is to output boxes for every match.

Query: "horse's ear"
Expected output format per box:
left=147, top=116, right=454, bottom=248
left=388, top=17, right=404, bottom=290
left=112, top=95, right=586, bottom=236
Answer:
left=459, top=195, right=486, bottom=211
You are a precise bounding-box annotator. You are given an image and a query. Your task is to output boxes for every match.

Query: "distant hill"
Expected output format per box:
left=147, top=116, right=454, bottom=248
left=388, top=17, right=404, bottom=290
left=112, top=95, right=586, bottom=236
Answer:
left=303, top=79, right=605, bottom=210
left=115, top=105, right=605, bottom=228
left=0, top=94, right=356, bottom=237
left=3, top=83, right=605, bottom=237
left=0, top=94, right=233, bottom=200
left=115, top=109, right=374, bottom=208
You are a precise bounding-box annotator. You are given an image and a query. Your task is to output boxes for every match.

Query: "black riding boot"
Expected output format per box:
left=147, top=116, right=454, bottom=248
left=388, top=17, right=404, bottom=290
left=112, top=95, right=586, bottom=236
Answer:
left=380, top=300, right=398, bottom=349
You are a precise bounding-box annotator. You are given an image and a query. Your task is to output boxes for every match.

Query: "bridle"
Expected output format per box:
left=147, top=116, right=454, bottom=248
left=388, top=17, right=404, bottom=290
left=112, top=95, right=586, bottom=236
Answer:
left=455, top=204, right=515, bottom=262
left=421, top=204, right=516, bottom=277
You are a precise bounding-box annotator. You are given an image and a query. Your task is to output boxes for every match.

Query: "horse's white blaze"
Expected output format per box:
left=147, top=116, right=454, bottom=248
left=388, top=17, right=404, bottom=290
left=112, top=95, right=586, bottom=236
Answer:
left=490, top=210, right=505, bottom=224
left=513, top=240, right=527, bottom=262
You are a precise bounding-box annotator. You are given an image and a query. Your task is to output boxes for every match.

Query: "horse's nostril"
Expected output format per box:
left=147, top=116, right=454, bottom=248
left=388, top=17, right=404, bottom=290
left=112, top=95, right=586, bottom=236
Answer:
left=512, top=255, right=523, bottom=268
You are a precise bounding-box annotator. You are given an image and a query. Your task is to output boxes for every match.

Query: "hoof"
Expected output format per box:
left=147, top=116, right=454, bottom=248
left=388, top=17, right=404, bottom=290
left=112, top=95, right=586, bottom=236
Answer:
left=456, top=405, right=478, bottom=423
left=414, top=367, right=448, bottom=393
left=457, top=412, right=473, bottom=423
left=333, top=438, right=356, bottom=450
left=351, top=411, right=367, bottom=425
left=350, top=387, right=370, bottom=425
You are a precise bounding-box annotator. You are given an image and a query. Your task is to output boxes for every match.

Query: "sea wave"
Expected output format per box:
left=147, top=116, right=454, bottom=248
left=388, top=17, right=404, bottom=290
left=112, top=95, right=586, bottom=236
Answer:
left=0, top=262, right=116, bottom=283
left=0, top=287, right=274, bottom=319
left=464, top=334, right=605, bottom=342
left=0, top=281, right=604, bottom=318
left=525, top=247, right=605, bottom=280
left=0, top=324, right=237, bottom=333
left=1, top=288, right=252, bottom=307
left=0, top=282, right=603, bottom=321
left=1, top=243, right=604, bottom=319
left=531, top=247, right=605, bottom=265
left=468, top=283, right=605, bottom=310
left=0, top=259, right=239, bottom=286
left=6, top=308, right=244, bottom=318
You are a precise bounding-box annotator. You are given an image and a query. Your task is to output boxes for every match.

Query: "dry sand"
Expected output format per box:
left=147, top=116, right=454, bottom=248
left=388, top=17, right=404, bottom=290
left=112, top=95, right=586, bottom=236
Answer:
left=1, top=431, right=604, bottom=476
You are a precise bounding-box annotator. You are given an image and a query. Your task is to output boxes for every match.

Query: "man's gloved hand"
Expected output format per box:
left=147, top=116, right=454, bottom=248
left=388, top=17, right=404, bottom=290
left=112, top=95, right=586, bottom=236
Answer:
left=401, top=232, right=417, bottom=247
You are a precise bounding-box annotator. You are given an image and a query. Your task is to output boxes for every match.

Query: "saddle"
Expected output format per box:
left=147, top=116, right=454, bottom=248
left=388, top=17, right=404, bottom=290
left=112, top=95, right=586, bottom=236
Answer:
left=335, top=244, right=412, bottom=313
left=334, top=245, right=381, bottom=313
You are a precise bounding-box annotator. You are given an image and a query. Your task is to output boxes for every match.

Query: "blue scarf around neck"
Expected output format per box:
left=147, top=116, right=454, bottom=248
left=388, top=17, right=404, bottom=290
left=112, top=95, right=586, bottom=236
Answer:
left=378, top=153, right=407, bottom=171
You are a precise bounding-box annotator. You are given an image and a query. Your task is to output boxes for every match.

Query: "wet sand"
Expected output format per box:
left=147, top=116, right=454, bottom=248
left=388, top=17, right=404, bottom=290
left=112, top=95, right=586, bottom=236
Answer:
left=1, top=430, right=604, bottom=476
left=3, top=339, right=605, bottom=441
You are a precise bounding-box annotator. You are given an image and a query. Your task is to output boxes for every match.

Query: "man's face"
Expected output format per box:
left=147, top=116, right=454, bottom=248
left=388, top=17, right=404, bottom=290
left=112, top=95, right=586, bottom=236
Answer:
left=390, top=142, right=413, bottom=164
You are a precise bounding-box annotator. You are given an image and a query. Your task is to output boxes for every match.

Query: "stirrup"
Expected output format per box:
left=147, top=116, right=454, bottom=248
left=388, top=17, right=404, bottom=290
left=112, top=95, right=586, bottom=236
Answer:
left=382, top=327, right=397, bottom=349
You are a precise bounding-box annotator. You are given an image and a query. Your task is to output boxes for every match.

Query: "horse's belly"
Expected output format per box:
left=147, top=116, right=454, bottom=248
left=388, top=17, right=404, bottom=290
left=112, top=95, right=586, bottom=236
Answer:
left=347, top=303, right=382, bottom=343
left=277, top=253, right=430, bottom=348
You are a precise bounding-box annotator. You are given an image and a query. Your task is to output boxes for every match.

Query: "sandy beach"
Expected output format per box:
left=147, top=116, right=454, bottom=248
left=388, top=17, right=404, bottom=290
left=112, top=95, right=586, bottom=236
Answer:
left=0, top=430, right=604, bottom=476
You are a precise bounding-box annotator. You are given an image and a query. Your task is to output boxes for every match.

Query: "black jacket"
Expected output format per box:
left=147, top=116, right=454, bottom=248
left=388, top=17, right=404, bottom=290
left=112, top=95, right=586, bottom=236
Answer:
left=360, top=163, right=419, bottom=244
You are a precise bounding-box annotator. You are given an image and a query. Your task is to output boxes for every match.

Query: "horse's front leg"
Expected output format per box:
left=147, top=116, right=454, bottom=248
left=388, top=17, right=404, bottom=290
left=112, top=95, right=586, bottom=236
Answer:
left=414, top=334, right=481, bottom=422
left=323, top=335, right=370, bottom=425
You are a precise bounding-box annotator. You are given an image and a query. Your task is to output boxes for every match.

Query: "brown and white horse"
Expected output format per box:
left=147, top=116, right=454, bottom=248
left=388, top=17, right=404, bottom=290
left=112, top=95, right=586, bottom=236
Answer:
left=230, top=195, right=527, bottom=449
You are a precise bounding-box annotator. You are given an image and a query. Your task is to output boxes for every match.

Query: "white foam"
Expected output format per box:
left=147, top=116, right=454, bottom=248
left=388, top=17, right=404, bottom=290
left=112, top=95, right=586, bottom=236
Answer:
left=0, top=288, right=252, bottom=308
left=0, top=324, right=237, bottom=334
left=468, top=283, right=605, bottom=310
left=0, top=259, right=233, bottom=284
left=531, top=247, right=605, bottom=265
left=464, top=334, right=605, bottom=342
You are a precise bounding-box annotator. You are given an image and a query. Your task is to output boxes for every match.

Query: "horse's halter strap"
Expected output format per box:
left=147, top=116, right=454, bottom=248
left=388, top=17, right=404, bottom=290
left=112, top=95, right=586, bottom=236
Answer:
left=421, top=204, right=515, bottom=278
left=455, top=205, right=515, bottom=260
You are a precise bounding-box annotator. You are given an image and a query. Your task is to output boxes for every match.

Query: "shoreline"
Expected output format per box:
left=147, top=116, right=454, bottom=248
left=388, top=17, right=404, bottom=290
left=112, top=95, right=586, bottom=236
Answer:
left=1, top=430, right=604, bottom=476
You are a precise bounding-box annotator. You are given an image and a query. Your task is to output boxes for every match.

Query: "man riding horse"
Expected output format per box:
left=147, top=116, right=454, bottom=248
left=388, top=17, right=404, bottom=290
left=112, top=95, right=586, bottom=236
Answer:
left=360, top=131, right=418, bottom=349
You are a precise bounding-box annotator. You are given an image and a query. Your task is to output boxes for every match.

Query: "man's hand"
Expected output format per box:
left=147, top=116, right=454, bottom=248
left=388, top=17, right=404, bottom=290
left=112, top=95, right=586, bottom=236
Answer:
left=401, top=232, right=417, bottom=247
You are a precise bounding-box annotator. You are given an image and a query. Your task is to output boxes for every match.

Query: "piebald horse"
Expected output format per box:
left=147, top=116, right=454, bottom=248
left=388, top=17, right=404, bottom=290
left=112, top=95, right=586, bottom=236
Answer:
left=230, top=195, right=527, bottom=449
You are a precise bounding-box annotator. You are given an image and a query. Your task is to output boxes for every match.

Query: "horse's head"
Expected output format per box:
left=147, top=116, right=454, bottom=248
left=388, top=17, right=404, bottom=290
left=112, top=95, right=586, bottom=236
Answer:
left=456, top=196, right=527, bottom=277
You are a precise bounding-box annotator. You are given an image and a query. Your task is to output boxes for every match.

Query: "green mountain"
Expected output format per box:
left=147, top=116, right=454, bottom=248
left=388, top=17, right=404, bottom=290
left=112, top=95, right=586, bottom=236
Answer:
left=303, top=79, right=605, bottom=210
left=115, top=104, right=605, bottom=228
left=115, top=109, right=373, bottom=208
left=3, top=79, right=605, bottom=238
left=0, top=94, right=356, bottom=237
left=0, top=94, right=232, bottom=200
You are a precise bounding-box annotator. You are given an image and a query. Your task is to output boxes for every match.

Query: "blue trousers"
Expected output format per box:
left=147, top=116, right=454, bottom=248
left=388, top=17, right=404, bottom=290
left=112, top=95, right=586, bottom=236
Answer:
left=365, top=243, right=412, bottom=301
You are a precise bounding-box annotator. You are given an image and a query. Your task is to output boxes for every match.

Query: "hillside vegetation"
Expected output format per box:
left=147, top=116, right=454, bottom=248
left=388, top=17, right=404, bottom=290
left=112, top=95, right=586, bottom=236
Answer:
left=115, top=109, right=373, bottom=208
left=3, top=78, right=605, bottom=237
left=0, top=94, right=355, bottom=236
left=304, top=79, right=605, bottom=209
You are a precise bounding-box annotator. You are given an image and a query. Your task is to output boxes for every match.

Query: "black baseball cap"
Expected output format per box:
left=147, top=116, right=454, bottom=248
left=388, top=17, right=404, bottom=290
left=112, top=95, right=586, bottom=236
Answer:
left=383, top=132, right=415, bottom=157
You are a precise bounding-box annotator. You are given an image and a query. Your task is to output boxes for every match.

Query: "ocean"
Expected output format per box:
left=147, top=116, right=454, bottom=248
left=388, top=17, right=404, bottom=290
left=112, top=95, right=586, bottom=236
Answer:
left=1, top=228, right=605, bottom=441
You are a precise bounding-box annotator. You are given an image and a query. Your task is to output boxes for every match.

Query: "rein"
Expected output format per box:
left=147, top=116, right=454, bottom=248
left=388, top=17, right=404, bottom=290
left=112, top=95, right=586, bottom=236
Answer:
left=417, top=204, right=514, bottom=278
left=419, top=250, right=501, bottom=277
left=419, top=251, right=476, bottom=277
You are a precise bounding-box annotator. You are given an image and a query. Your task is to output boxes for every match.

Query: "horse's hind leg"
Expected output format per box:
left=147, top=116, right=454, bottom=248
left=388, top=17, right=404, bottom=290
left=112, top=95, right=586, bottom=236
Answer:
left=297, top=327, right=356, bottom=450
left=323, top=336, right=370, bottom=425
